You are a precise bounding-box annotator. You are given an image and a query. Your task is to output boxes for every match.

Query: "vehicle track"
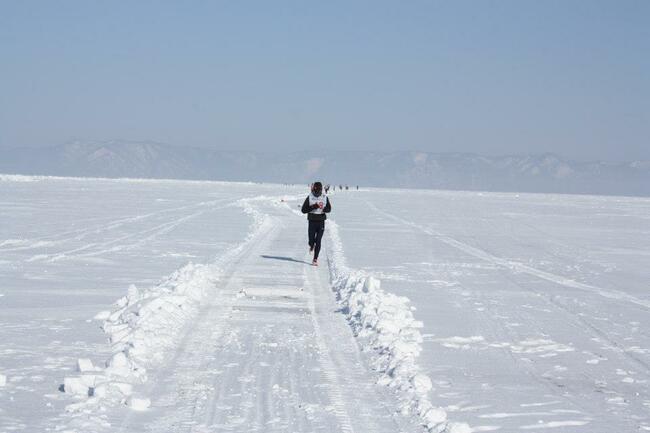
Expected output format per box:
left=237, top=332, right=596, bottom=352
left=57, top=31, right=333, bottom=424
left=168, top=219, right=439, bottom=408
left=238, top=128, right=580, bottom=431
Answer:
left=2, top=197, right=233, bottom=254
left=26, top=198, right=235, bottom=262
left=113, top=199, right=411, bottom=433
left=364, top=200, right=650, bottom=310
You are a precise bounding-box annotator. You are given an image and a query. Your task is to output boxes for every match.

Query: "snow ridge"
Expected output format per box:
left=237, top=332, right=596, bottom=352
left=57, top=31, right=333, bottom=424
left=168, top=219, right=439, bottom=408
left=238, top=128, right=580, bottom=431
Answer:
left=0, top=174, right=41, bottom=182
left=60, top=197, right=274, bottom=426
left=326, top=221, right=470, bottom=433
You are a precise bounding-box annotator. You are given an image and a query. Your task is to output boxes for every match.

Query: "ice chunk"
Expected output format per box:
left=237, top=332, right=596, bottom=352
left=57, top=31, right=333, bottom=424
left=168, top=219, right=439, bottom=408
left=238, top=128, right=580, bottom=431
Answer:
left=64, top=377, right=90, bottom=396
left=77, top=358, right=95, bottom=372
left=0, top=374, right=6, bottom=387
left=423, top=407, right=447, bottom=427
left=447, top=422, right=472, bottom=433
left=363, top=276, right=381, bottom=292
left=127, top=395, right=151, bottom=411
left=94, top=310, right=111, bottom=320
left=92, top=384, right=107, bottom=398
left=113, top=382, right=133, bottom=396
left=81, top=373, right=106, bottom=388
left=412, top=373, right=433, bottom=394
left=109, top=351, right=129, bottom=368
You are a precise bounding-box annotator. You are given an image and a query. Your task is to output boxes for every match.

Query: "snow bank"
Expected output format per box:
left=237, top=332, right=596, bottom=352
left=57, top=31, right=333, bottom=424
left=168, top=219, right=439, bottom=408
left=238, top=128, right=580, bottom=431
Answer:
left=61, top=261, right=225, bottom=409
left=60, top=197, right=274, bottom=420
left=0, top=174, right=41, bottom=182
left=0, top=172, right=268, bottom=186
left=326, top=221, right=469, bottom=433
left=127, top=395, right=151, bottom=411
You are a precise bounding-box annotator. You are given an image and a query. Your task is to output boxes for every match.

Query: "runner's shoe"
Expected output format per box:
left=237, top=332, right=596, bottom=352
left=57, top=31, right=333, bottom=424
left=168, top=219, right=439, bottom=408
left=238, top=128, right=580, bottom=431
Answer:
left=312, top=259, right=318, bottom=266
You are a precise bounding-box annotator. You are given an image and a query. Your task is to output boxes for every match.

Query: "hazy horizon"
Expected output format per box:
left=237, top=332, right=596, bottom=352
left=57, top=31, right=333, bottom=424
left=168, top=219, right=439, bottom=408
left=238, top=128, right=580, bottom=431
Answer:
left=3, top=138, right=650, bottom=164
left=2, top=136, right=649, bottom=166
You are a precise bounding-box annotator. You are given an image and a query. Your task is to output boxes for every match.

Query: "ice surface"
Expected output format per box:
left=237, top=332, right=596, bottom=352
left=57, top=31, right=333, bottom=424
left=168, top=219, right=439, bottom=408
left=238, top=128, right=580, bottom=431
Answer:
left=76, top=358, right=97, bottom=373
left=331, top=188, right=650, bottom=432
left=126, top=395, right=151, bottom=411
left=0, top=177, right=276, bottom=431
left=328, top=221, right=460, bottom=432
left=63, top=377, right=90, bottom=396
left=1, top=176, right=648, bottom=432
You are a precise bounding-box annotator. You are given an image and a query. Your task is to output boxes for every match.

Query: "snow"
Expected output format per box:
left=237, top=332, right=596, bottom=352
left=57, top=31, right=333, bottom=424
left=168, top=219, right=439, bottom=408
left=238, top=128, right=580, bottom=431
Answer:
left=59, top=196, right=274, bottom=419
left=332, top=187, right=650, bottom=432
left=1, top=175, right=649, bottom=432
left=126, top=395, right=151, bottom=411
left=328, top=221, right=463, bottom=432
left=63, top=377, right=90, bottom=396
left=0, top=177, right=267, bottom=431
left=76, top=358, right=98, bottom=373
left=0, top=174, right=41, bottom=182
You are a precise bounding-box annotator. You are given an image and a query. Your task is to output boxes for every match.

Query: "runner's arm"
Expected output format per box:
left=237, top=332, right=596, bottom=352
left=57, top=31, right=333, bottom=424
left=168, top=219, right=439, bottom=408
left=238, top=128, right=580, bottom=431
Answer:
left=301, top=197, right=311, bottom=214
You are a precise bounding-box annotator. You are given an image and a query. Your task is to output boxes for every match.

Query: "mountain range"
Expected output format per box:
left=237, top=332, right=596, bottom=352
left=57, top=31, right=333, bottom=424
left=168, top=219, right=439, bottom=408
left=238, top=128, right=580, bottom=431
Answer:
left=2, top=140, right=649, bottom=196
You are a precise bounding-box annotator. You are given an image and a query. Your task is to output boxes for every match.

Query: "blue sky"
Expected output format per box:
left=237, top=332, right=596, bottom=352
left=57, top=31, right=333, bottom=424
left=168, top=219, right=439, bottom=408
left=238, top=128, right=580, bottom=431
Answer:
left=1, top=1, right=648, bottom=161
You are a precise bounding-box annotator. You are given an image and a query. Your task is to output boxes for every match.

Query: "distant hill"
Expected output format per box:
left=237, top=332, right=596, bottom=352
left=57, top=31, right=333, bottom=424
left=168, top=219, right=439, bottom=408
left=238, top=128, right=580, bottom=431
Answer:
left=2, top=140, right=649, bottom=196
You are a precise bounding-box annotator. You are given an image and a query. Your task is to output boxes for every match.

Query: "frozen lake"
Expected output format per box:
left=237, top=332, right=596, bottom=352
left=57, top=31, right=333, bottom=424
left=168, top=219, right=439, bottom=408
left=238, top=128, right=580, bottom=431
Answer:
left=1, top=176, right=648, bottom=432
left=332, top=188, right=650, bottom=432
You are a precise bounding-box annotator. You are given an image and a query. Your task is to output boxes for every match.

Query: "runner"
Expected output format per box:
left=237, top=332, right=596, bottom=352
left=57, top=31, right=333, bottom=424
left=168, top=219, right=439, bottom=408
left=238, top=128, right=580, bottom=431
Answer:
left=301, top=181, right=332, bottom=266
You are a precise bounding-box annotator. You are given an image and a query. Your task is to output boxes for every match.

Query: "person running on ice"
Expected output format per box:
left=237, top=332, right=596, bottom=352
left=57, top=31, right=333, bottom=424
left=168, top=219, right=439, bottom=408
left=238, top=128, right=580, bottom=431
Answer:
left=301, top=181, right=331, bottom=266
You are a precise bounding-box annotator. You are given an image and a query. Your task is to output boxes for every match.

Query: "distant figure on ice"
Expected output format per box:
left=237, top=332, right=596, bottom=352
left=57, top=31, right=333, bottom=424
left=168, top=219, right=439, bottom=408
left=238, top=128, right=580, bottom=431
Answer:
left=301, top=181, right=331, bottom=266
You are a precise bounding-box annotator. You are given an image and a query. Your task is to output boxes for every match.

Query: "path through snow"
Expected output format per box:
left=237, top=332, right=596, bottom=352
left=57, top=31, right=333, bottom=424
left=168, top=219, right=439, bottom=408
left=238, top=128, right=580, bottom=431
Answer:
left=59, top=196, right=421, bottom=432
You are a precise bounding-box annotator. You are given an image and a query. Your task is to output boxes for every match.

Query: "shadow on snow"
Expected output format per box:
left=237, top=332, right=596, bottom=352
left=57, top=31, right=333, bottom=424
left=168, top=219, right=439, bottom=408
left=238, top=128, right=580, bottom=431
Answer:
left=260, top=255, right=312, bottom=265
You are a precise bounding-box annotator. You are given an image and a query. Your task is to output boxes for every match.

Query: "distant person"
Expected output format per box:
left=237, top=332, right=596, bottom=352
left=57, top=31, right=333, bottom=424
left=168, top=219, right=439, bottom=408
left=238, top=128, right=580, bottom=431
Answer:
left=301, top=181, right=331, bottom=266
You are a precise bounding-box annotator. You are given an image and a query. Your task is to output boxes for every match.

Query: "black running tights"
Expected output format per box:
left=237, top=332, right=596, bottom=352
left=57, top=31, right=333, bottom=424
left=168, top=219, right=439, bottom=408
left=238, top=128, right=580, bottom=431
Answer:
left=308, top=220, right=325, bottom=260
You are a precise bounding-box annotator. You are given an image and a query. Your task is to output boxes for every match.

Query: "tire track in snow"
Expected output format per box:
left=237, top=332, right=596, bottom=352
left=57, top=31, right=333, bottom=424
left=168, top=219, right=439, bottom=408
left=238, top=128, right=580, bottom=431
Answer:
left=304, top=264, right=356, bottom=433
left=365, top=201, right=650, bottom=311
left=304, top=253, right=417, bottom=433
left=367, top=199, right=649, bottom=429
left=28, top=198, right=235, bottom=262
left=138, top=220, right=335, bottom=433
left=1, top=198, right=232, bottom=253
left=369, top=200, right=650, bottom=374
left=465, top=270, right=642, bottom=431
left=110, top=202, right=282, bottom=433
left=109, top=196, right=408, bottom=433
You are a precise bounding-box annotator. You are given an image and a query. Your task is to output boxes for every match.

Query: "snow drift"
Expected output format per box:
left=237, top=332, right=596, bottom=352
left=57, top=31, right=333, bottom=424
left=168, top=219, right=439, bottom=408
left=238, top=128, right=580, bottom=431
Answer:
left=59, top=197, right=274, bottom=426
left=326, top=221, right=470, bottom=433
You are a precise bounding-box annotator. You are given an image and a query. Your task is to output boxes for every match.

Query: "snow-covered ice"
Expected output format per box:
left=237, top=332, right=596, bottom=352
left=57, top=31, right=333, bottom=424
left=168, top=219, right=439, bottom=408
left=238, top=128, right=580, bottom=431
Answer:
left=331, top=188, right=650, bottom=432
left=1, top=176, right=649, bottom=432
left=126, top=395, right=151, bottom=411
left=0, top=177, right=269, bottom=431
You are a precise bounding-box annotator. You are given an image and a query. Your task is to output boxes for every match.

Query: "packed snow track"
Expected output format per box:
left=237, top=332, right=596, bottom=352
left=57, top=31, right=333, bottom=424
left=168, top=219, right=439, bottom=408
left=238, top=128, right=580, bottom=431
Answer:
left=32, top=186, right=421, bottom=433
left=2, top=177, right=648, bottom=433
left=109, top=201, right=407, bottom=432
